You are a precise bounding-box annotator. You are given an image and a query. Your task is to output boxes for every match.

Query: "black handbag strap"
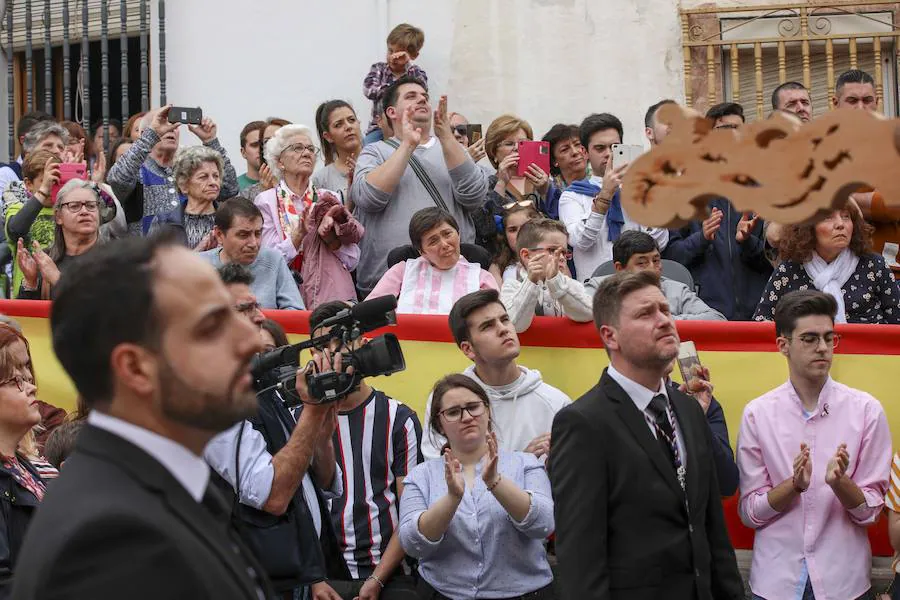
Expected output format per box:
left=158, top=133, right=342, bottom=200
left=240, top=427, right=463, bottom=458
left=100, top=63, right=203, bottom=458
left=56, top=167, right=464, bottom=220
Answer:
left=383, top=138, right=450, bottom=213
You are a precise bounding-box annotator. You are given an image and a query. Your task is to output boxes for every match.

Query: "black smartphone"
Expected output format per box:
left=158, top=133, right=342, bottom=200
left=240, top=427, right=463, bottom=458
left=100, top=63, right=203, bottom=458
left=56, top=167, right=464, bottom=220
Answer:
left=465, top=124, right=483, bottom=144
left=167, top=106, right=203, bottom=125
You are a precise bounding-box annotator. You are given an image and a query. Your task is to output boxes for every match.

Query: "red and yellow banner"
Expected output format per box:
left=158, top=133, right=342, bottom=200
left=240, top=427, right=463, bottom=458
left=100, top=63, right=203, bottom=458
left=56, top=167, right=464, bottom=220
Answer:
left=4, top=300, right=898, bottom=555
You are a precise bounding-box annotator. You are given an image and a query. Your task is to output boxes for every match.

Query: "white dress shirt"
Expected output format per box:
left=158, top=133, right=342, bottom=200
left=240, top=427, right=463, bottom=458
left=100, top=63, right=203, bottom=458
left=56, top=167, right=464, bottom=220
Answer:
left=204, top=397, right=343, bottom=536
left=88, top=410, right=210, bottom=502
left=607, top=364, right=687, bottom=467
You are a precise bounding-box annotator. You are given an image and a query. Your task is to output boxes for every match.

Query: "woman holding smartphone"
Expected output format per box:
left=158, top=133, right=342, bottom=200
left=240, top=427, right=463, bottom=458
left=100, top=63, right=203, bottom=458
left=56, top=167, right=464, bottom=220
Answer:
left=398, top=374, right=555, bottom=600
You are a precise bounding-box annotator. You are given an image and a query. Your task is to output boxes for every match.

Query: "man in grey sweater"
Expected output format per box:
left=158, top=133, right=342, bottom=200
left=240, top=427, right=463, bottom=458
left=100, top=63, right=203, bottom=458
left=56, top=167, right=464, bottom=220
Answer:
left=350, top=75, right=489, bottom=296
left=585, top=230, right=725, bottom=321
left=197, top=198, right=303, bottom=310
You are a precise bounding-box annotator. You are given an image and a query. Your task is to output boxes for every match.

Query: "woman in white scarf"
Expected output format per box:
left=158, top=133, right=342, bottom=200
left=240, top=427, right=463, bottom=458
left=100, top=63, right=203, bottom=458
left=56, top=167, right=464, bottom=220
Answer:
left=754, top=203, right=900, bottom=324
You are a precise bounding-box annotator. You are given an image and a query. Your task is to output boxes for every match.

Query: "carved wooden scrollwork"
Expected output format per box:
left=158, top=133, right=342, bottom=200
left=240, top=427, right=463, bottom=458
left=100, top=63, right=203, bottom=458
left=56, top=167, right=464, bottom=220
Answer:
left=620, top=104, right=900, bottom=228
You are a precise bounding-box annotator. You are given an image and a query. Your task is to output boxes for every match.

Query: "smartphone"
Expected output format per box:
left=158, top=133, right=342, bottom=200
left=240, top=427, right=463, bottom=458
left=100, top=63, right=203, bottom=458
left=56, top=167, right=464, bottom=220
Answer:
left=610, top=143, right=644, bottom=171
left=677, top=341, right=703, bottom=384
left=465, top=124, right=483, bottom=144
left=49, top=163, right=88, bottom=204
left=516, top=140, right=551, bottom=177
left=167, top=106, right=203, bottom=125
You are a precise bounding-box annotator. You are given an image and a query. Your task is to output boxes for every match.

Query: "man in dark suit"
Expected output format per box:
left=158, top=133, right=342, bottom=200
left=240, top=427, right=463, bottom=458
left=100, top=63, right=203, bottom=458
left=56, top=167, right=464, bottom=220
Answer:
left=12, top=237, right=273, bottom=599
left=549, top=270, right=744, bottom=600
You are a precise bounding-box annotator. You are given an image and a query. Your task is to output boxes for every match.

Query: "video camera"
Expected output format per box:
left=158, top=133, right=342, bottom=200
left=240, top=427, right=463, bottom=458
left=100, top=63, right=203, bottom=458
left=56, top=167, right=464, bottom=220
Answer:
left=250, top=295, right=406, bottom=405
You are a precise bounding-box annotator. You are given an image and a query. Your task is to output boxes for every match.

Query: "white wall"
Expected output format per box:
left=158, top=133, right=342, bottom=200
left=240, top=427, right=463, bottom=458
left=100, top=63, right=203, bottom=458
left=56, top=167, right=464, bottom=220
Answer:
left=158, top=0, right=687, bottom=164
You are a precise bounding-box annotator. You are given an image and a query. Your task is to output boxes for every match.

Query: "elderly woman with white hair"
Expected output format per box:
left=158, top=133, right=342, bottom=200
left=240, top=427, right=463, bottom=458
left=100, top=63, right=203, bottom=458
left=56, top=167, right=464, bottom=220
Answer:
left=254, top=125, right=364, bottom=306
left=16, top=179, right=114, bottom=299
left=148, top=146, right=225, bottom=249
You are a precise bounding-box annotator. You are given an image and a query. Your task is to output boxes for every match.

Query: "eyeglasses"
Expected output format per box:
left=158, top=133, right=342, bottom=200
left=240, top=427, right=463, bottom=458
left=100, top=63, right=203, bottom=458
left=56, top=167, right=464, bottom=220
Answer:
left=0, top=374, right=31, bottom=392
left=235, top=301, right=262, bottom=316
left=283, top=143, right=320, bottom=157
left=59, top=200, right=100, bottom=213
left=714, top=124, right=740, bottom=130
left=452, top=125, right=468, bottom=136
left=439, top=400, right=487, bottom=422
left=790, top=332, right=841, bottom=349
left=527, top=246, right=573, bottom=260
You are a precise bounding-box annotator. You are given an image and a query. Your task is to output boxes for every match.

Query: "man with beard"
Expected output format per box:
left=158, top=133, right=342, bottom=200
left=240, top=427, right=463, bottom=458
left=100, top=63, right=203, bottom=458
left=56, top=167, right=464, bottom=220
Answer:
left=549, top=270, right=744, bottom=600
left=12, top=237, right=272, bottom=599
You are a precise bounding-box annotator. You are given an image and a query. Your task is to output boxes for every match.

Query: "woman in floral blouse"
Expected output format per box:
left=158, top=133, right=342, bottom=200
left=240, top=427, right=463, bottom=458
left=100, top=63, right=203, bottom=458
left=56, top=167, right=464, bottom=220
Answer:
left=754, top=201, right=900, bottom=324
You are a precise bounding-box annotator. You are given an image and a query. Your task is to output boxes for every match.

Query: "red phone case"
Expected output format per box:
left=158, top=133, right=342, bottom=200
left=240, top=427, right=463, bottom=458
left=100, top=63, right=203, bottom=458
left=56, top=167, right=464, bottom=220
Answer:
left=516, top=141, right=551, bottom=177
left=50, top=163, right=88, bottom=203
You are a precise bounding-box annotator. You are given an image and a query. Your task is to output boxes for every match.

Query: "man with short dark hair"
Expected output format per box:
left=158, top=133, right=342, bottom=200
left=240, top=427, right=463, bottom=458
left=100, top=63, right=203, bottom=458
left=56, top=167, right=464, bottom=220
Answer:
left=559, top=112, right=668, bottom=279
left=350, top=75, right=488, bottom=296
left=771, top=81, right=812, bottom=122
left=737, top=290, right=890, bottom=600
left=550, top=270, right=744, bottom=600
left=587, top=230, right=724, bottom=320
left=645, top=99, right=677, bottom=146
left=198, top=198, right=303, bottom=309
left=0, top=111, right=55, bottom=193
left=12, top=237, right=273, bottom=598
left=706, top=102, right=745, bottom=129
left=420, top=289, right=571, bottom=460
left=219, top=263, right=266, bottom=326
left=238, top=120, right=266, bottom=191
left=834, top=69, right=877, bottom=111
left=306, top=301, right=421, bottom=600
left=205, top=269, right=342, bottom=598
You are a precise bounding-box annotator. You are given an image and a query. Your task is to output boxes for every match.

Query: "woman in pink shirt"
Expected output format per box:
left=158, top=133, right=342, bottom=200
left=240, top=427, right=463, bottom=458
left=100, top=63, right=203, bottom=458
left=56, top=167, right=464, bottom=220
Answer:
left=367, top=207, right=497, bottom=314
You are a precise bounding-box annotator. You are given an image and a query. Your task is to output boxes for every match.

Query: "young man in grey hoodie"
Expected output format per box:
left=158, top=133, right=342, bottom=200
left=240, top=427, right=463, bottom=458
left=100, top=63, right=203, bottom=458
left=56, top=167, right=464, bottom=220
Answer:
left=420, top=288, right=572, bottom=460
left=585, top=230, right=726, bottom=321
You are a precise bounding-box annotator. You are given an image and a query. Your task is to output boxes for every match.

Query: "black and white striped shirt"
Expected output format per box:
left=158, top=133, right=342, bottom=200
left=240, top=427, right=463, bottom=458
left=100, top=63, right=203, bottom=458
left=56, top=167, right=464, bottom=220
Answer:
left=330, top=389, right=422, bottom=579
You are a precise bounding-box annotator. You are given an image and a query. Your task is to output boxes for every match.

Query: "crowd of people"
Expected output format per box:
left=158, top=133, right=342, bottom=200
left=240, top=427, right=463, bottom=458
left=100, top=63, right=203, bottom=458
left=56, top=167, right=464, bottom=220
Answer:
left=0, top=20, right=896, bottom=600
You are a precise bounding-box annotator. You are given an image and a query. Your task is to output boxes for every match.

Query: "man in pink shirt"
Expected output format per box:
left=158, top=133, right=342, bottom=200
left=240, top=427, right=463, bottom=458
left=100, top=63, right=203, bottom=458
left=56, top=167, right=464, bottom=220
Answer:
left=737, top=290, right=891, bottom=600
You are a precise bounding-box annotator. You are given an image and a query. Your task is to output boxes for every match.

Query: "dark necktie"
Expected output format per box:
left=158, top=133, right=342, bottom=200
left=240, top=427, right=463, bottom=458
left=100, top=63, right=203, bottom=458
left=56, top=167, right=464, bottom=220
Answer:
left=647, top=394, right=679, bottom=473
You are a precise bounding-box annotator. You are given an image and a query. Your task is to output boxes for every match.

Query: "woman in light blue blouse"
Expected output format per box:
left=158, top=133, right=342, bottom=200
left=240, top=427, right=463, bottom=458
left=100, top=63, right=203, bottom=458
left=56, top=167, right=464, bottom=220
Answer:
left=398, top=374, right=554, bottom=600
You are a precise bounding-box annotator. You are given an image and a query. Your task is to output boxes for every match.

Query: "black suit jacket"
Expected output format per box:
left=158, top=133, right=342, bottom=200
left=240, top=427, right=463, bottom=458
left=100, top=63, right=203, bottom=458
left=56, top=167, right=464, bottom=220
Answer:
left=11, top=424, right=272, bottom=600
left=549, top=370, right=744, bottom=600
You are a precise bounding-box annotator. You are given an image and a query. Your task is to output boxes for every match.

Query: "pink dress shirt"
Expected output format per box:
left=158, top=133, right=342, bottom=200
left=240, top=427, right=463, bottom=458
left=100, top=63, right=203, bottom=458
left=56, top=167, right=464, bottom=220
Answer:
left=737, top=378, right=891, bottom=600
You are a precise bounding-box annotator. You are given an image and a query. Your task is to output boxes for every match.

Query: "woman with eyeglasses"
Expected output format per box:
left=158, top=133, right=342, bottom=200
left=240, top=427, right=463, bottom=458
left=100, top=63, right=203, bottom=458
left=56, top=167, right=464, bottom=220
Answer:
left=16, top=179, right=112, bottom=300
left=754, top=199, right=900, bottom=324
left=0, top=324, right=49, bottom=597
left=398, top=374, right=555, bottom=600
left=484, top=115, right=553, bottom=218
left=254, top=124, right=363, bottom=307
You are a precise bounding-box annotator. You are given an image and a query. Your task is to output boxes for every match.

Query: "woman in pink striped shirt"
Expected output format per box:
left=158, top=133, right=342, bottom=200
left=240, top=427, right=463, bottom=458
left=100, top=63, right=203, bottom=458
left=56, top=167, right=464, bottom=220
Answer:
left=367, top=207, right=497, bottom=314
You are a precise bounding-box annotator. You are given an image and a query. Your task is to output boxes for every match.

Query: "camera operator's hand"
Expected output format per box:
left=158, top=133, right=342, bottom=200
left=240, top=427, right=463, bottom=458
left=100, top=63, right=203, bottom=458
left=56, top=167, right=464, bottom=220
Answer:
left=311, top=581, right=342, bottom=600
left=295, top=348, right=349, bottom=405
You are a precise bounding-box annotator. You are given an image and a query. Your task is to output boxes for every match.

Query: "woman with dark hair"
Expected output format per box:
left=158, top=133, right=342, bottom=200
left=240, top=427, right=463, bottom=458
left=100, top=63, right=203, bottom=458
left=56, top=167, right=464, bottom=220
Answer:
left=398, top=373, right=554, bottom=600
left=16, top=179, right=112, bottom=300
left=542, top=123, right=588, bottom=195
left=259, top=319, right=289, bottom=352
left=312, top=100, right=362, bottom=205
left=0, top=323, right=48, bottom=597
left=366, top=207, right=497, bottom=314
left=754, top=202, right=900, bottom=323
